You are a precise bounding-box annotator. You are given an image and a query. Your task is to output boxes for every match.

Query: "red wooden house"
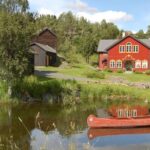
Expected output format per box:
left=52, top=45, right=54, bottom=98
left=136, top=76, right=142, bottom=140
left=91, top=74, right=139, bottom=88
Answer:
left=98, top=35, right=150, bottom=72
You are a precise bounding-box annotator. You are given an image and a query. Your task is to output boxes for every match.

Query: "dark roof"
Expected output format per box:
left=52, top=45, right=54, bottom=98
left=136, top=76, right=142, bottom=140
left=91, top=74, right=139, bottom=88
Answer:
left=97, top=35, right=150, bottom=53
left=30, top=42, right=57, bottom=54
left=36, top=27, right=57, bottom=37
left=97, top=39, right=119, bottom=52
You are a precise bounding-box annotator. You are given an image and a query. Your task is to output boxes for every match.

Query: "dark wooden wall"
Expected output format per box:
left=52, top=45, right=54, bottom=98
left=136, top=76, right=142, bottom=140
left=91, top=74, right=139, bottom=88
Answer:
left=32, top=29, right=57, bottom=49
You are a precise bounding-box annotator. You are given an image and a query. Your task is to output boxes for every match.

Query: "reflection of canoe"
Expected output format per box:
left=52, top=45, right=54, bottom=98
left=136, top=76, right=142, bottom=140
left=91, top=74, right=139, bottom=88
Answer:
left=88, top=127, right=150, bottom=140
left=87, top=115, right=150, bottom=128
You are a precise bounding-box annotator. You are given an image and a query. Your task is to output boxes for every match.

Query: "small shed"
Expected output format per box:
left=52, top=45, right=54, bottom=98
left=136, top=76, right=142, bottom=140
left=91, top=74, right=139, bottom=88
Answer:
left=30, top=27, right=57, bottom=66
left=30, top=42, right=57, bottom=66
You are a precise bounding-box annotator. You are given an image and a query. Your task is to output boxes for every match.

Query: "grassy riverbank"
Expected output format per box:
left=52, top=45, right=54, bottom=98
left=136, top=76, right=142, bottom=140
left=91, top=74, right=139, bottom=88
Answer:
left=0, top=75, right=148, bottom=108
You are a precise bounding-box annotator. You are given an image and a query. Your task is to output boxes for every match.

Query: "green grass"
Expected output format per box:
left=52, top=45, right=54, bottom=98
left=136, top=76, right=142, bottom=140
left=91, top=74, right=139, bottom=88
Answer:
left=104, top=71, right=150, bottom=82
left=1, top=74, right=150, bottom=108
left=36, top=63, right=150, bottom=82
left=35, top=63, right=97, bottom=78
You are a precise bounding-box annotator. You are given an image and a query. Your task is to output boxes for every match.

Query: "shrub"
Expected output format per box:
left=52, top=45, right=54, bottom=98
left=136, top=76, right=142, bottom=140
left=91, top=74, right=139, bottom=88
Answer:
left=104, top=68, right=113, bottom=73
left=134, top=70, right=143, bottom=74
left=89, top=54, right=98, bottom=67
left=117, top=69, right=124, bottom=73
left=85, top=71, right=105, bottom=79
left=145, top=70, right=150, bottom=75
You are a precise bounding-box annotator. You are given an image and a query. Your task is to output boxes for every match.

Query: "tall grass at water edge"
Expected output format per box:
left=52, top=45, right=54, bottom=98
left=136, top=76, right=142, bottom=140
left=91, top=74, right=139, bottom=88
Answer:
left=10, top=76, right=150, bottom=107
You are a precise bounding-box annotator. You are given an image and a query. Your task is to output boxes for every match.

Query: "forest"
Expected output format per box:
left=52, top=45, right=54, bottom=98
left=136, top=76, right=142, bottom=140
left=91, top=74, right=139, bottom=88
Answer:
left=1, top=0, right=150, bottom=84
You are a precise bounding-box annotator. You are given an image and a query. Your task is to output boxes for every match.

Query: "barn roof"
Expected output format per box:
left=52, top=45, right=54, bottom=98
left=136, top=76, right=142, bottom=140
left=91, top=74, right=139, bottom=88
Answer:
left=35, top=27, right=57, bottom=37
left=31, top=42, right=57, bottom=54
left=97, top=36, right=150, bottom=53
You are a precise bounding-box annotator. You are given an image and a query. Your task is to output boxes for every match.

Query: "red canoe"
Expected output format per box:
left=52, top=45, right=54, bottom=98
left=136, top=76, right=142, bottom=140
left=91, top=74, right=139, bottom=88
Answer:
left=87, top=115, right=150, bottom=128
left=88, top=127, right=150, bottom=139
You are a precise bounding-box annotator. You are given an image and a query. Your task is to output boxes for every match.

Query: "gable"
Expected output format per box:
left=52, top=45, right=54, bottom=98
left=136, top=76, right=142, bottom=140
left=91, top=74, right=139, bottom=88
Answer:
left=97, top=36, right=150, bottom=53
left=38, top=28, right=57, bottom=37
left=32, top=28, right=57, bottom=49
left=38, top=29, right=56, bottom=39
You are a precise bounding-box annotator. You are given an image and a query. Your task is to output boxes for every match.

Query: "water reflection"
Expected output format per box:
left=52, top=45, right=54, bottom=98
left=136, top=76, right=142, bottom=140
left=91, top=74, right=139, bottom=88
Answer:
left=88, top=134, right=150, bottom=150
left=0, top=103, right=150, bottom=150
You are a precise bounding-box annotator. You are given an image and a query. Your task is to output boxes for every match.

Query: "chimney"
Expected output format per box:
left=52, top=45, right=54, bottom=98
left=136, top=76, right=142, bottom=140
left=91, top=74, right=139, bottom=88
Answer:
left=122, top=32, right=126, bottom=38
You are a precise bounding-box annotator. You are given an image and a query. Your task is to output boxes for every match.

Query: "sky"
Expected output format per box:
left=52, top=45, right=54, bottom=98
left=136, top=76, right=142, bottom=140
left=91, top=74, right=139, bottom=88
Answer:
left=28, top=0, right=150, bottom=33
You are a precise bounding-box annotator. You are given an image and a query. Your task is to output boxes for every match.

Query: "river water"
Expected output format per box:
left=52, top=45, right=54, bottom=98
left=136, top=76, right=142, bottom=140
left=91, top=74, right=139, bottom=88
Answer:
left=0, top=103, right=150, bottom=150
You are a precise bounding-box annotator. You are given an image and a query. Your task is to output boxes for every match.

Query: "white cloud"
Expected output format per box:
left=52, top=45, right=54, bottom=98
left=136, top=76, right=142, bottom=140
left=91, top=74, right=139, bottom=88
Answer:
left=76, top=11, right=133, bottom=23
left=29, top=0, right=133, bottom=23
left=67, top=0, right=98, bottom=13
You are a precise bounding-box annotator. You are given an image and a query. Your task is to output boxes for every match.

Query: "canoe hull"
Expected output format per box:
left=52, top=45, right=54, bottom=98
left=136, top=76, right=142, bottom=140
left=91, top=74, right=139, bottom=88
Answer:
left=87, top=115, right=150, bottom=128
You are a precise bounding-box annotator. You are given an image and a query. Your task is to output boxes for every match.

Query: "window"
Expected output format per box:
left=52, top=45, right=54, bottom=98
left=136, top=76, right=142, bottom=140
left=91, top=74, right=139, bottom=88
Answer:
left=116, top=60, right=122, bottom=68
left=118, top=109, right=123, bottom=118
left=110, top=60, right=115, bottom=68
left=142, top=60, right=148, bottom=68
left=135, top=60, right=141, bottom=68
left=133, top=45, right=139, bottom=53
left=132, top=110, right=137, bottom=117
left=126, top=42, right=132, bottom=53
left=119, top=45, right=125, bottom=53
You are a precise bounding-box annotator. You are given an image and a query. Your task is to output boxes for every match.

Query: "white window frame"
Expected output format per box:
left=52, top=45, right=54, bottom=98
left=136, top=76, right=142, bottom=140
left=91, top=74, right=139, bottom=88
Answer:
left=116, top=60, right=122, bottom=68
left=133, top=45, right=139, bottom=53
left=135, top=60, right=141, bottom=68
left=126, top=42, right=132, bottom=53
left=119, top=45, right=125, bottom=53
left=142, top=60, right=148, bottom=68
left=110, top=60, right=115, bottom=68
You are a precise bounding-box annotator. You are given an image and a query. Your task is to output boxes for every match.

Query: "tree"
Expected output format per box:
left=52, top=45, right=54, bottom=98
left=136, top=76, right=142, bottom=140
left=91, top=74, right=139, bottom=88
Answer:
left=0, top=0, right=29, bottom=13
left=0, top=0, right=34, bottom=95
left=135, top=29, right=147, bottom=38
left=146, top=25, right=150, bottom=38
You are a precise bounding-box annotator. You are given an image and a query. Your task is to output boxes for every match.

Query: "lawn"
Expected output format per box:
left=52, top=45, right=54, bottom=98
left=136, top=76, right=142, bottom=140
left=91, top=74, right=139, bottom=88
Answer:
left=35, top=63, right=97, bottom=77
left=105, top=72, right=150, bottom=82
left=35, top=63, right=150, bottom=82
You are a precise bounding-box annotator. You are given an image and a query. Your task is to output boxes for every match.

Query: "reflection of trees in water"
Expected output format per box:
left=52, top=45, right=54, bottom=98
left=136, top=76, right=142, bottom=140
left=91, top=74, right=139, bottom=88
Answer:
left=0, top=105, right=12, bottom=127
left=0, top=103, right=96, bottom=149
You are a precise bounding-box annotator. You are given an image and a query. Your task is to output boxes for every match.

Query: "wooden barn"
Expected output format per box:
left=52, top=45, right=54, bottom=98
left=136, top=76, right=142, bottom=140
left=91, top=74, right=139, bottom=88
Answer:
left=30, top=28, right=57, bottom=66
left=98, top=35, right=150, bottom=72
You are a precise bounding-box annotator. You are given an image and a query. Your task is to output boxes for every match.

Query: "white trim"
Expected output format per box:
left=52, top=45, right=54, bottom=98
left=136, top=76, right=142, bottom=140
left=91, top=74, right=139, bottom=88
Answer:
left=126, top=42, right=132, bottom=53
left=142, top=60, right=148, bottom=68
left=110, top=60, right=115, bottom=68
left=119, top=45, right=125, bottom=53
left=133, top=45, right=139, bottom=53
left=116, top=60, right=122, bottom=68
left=135, top=60, right=141, bottom=68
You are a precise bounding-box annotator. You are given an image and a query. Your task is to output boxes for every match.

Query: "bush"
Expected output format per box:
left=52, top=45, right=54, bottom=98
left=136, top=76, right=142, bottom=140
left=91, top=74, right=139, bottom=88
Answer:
left=117, top=69, right=124, bottom=73
left=85, top=70, right=105, bottom=79
left=134, top=70, right=143, bottom=74
left=89, top=54, right=98, bottom=67
left=145, top=70, right=150, bottom=75
left=104, top=68, right=113, bottom=73
left=12, top=76, right=81, bottom=105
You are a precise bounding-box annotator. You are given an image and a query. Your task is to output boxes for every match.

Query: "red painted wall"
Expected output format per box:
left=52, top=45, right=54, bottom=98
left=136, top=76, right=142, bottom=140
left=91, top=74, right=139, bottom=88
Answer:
left=99, top=53, right=108, bottom=69
left=99, top=37, right=150, bottom=71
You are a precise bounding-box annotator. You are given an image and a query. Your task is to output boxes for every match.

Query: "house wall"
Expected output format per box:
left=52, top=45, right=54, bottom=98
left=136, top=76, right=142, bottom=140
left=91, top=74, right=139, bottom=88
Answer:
left=107, top=37, right=150, bottom=71
left=31, top=45, right=46, bottom=66
left=32, top=29, right=57, bottom=49
left=99, top=53, right=108, bottom=70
